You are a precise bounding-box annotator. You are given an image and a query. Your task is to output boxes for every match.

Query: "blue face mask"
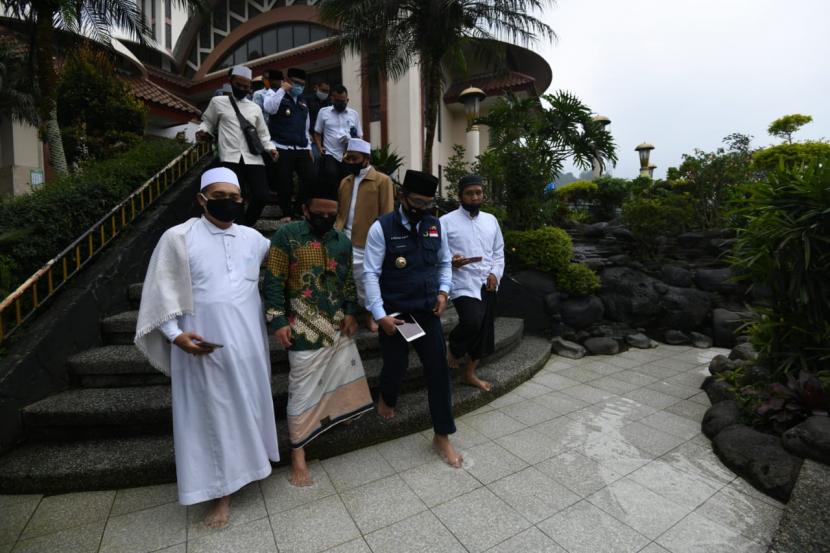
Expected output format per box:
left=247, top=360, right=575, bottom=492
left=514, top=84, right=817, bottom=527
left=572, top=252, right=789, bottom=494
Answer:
left=290, top=84, right=305, bottom=98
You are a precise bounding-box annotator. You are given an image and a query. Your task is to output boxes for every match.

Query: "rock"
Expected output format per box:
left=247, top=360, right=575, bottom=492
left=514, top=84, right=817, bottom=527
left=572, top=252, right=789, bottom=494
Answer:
left=560, top=296, right=605, bottom=330
left=584, top=337, right=620, bottom=355
left=551, top=337, right=586, bottom=360
left=702, top=400, right=741, bottom=438
left=654, top=283, right=668, bottom=294
left=712, top=308, right=746, bottom=348
left=782, top=416, right=830, bottom=465
left=690, top=331, right=713, bottom=348
left=543, top=293, right=562, bottom=319
left=608, top=226, right=634, bottom=241
left=729, top=342, right=759, bottom=362
left=664, top=330, right=690, bottom=345
left=678, top=232, right=705, bottom=248
left=695, top=267, right=737, bottom=294
left=498, top=270, right=558, bottom=333
left=713, top=424, right=803, bottom=502
left=739, top=364, right=771, bottom=386
left=626, top=333, right=653, bottom=349
left=735, top=335, right=751, bottom=345
left=702, top=376, right=735, bottom=404
left=583, top=222, right=608, bottom=238
left=661, top=265, right=693, bottom=287
left=656, top=287, right=711, bottom=331
left=608, top=254, right=632, bottom=266
left=708, top=355, right=737, bottom=376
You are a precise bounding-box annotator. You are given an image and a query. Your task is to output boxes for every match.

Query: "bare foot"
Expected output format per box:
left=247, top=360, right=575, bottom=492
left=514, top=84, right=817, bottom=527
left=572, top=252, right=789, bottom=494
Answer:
left=433, top=434, right=463, bottom=468
left=447, top=351, right=460, bottom=369
left=377, top=395, right=395, bottom=420
left=289, top=448, right=313, bottom=487
left=203, top=496, right=230, bottom=529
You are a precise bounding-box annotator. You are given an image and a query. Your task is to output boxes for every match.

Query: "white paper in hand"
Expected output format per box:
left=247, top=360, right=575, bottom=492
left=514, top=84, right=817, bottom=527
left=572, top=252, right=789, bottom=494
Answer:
left=388, top=313, right=426, bottom=342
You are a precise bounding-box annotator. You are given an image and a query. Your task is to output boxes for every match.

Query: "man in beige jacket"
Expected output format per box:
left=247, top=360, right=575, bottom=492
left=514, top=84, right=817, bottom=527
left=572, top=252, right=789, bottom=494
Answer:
left=334, top=138, right=396, bottom=331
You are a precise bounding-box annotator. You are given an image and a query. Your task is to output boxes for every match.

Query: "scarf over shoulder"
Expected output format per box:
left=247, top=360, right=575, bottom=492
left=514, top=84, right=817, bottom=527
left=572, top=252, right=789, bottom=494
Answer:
left=134, top=218, right=199, bottom=375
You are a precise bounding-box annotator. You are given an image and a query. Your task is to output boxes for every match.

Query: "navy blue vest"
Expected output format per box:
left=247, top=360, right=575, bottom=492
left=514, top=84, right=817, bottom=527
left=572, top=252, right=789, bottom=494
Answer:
left=268, top=94, right=309, bottom=147
left=379, top=210, right=442, bottom=314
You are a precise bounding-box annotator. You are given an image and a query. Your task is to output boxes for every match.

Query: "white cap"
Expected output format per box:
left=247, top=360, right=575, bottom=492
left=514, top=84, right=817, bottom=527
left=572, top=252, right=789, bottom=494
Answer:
left=230, top=65, right=252, bottom=80
left=200, top=167, right=240, bottom=191
left=347, top=138, right=371, bottom=155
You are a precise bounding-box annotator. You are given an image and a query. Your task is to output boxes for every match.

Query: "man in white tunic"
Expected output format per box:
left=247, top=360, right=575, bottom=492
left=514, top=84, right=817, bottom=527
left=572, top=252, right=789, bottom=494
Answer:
left=134, top=167, right=279, bottom=528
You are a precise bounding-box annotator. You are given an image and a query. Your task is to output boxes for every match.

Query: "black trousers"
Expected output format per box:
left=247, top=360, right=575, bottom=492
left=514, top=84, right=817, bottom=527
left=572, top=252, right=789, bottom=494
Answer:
left=274, top=148, right=317, bottom=218
left=220, top=159, right=269, bottom=227
left=449, top=288, right=497, bottom=361
left=378, top=312, right=456, bottom=436
left=319, top=154, right=343, bottom=187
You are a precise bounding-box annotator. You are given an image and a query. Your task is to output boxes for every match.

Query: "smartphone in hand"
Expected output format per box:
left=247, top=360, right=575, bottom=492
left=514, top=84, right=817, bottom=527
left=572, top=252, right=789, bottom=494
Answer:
left=196, top=340, right=224, bottom=350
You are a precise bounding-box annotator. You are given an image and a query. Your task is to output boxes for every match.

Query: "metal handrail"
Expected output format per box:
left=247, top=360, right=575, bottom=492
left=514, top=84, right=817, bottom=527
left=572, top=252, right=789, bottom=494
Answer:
left=0, top=142, right=211, bottom=345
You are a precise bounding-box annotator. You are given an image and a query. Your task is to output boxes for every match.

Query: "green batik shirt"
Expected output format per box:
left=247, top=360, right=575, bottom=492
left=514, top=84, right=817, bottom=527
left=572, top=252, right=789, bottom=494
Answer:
left=263, top=220, right=358, bottom=351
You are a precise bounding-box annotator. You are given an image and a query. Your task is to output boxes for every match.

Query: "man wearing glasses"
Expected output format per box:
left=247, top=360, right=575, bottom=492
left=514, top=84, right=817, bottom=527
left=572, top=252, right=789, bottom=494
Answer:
left=362, top=170, right=463, bottom=468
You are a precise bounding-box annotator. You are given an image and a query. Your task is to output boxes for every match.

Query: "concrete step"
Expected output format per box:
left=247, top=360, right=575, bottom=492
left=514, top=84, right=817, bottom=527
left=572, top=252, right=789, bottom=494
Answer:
left=28, top=318, right=523, bottom=439
left=0, top=336, right=550, bottom=494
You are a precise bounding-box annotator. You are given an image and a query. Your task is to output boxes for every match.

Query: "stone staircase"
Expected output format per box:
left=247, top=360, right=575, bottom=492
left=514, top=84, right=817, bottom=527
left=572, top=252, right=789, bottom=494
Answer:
left=0, top=211, right=550, bottom=494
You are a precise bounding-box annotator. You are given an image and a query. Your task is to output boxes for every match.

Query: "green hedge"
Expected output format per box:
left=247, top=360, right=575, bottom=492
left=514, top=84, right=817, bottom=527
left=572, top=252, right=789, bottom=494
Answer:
left=557, top=263, right=601, bottom=296
left=0, top=138, right=189, bottom=297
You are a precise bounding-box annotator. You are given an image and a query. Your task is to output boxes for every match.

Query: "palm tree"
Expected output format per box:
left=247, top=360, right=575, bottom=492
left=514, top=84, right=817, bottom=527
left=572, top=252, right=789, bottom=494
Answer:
left=320, top=0, right=555, bottom=175
left=2, top=0, right=203, bottom=175
left=0, top=40, right=38, bottom=126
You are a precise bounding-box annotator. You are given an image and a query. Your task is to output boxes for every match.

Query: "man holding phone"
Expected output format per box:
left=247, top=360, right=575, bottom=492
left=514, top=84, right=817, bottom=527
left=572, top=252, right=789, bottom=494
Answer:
left=441, top=174, right=505, bottom=392
left=135, top=167, right=279, bottom=529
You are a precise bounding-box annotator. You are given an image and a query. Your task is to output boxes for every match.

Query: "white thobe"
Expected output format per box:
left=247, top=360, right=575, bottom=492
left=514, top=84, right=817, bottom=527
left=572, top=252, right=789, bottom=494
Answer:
left=344, top=167, right=370, bottom=306
left=158, top=217, right=279, bottom=505
left=440, top=207, right=505, bottom=301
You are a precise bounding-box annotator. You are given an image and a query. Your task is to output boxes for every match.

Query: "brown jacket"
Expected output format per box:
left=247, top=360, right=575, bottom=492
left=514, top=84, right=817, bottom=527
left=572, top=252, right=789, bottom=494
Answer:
left=334, top=167, right=396, bottom=248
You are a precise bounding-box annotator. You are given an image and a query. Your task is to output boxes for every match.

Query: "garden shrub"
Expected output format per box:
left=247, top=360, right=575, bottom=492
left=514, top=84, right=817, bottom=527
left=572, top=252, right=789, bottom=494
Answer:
left=556, top=262, right=600, bottom=296
left=621, top=196, right=694, bottom=253
left=553, top=180, right=597, bottom=203
left=480, top=205, right=508, bottom=226
left=504, top=226, right=572, bottom=274
left=591, top=176, right=629, bottom=221
left=752, top=141, right=830, bottom=173
left=0, top=139, right=188, bottom=292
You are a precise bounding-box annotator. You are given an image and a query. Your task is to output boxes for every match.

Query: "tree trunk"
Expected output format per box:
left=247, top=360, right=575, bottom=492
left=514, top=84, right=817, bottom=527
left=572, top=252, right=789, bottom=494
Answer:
left=421, top=62, right=442, bottom=175
left=34, top=6, right=68, bottom=176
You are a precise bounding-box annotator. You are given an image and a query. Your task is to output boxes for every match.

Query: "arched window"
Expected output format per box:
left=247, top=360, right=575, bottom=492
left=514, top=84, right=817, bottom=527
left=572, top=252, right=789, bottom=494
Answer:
left=213, top=23, right=332, bottom=72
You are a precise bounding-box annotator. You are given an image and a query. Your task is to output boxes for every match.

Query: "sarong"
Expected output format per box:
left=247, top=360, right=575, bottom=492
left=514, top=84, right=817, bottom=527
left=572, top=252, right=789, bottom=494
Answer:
left=286, top=332, right=373, bottom=449
left=449, top=287, right=497, bottom=361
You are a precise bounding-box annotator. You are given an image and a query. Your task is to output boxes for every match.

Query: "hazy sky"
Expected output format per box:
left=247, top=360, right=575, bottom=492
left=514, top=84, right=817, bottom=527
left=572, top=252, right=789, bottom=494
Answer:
left=535, top=0, right=830, bottom=179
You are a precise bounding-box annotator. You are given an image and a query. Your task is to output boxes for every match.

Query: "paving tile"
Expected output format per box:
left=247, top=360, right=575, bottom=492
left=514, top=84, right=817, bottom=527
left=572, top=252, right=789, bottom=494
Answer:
left=0, top=495, right=40, bottom=545
left=536, top=450, right=624, bottom=497
left=664, top=399, right=709, bottom=422
left=465, top=404, right=497, bottom=417
left=400, top=459, right=481, bottom=507
left=488, top=392, right=524, bottom=409
left=485, top=527, right=566, bottom=553
left=261, top=460, right=337, bottom=515
left=449, top=420, right=492, bottom=449
left=538, top=500, right=649, bottom=553
left=151, top=546, right=185, bottom=553
left=571, top=361, right=624, bottom=377
left=189, top=517, right=276, bottom=553
left=559, top=384, right=617, bottom=404
left=646, top=357, right=699, bottom=372
left=543, top=359, right=576, bottom=372
left=11, top=520, right=105, bottom=553
left=322, top=538, right=372, bottom=553
left=577, top=433, right=655, bottom=476
left=533, top=372, right=581, bottom=391
left=666, top=370, right=709, bottom=389
left=532, top=391, right=589, bottom=414
left=111, top=483, right=178, bottom=517
left=617, top=421, right=687, bottom=457
left=591, top=376, right=643, bottom=395
left=628, top=459, right=722, bottom=510
left=725, top=478, right=785, bottom=509
left=567, top=397, right=656, bottom=426
left=340, top=475, right=427, bottom=534
left=462, top=441, right=529, bottom=484
left=688, top=391, right=711, bottom=406
left=586, top=478, right=690, bottom=539
left=99, top=501, right=186, bottom=553
left=375, top=433, right=436, bottom=472
left=688, top=433, right=711, bottom=448
left=532, top=417, right=594, bottom=450
left=636, top=363, right=687, bottom=380
left=433, top=487, right=531, bottom=553
left=21, top=490, right=114, bottom=540
left=610, top=370, right=660, bottom=386
left=365, top=510, right=467, bottom=553
left=638, top=410, right=702, bottom=440
left=511, top=381, right=553, bottom=399
left=656, top=512, right=767, bottom=553
left=660, top=442, right=736, bottom=486
left=604, top=356, right=650, bottom=370
left=498, top=401, right=560, bottom=426
left=623, top=388, right=681, bottom=410
left=695, top=484, right=783, bottom=545
left=187, top=482, right=266, bottom=541
left=271, top=495, right=359, bottom=553
left=488, top=467, right=580, bottom=523
left=463, top=410, right=526, bottom=439
left=646, top=380, right=701, bottom=400
left=638, top=543, right=671, bottom=553
left=320, top=446, right=395, bottom=492
left=553, top=366, right=604, bottom=383
left=496, top=427, right=568, bottom=464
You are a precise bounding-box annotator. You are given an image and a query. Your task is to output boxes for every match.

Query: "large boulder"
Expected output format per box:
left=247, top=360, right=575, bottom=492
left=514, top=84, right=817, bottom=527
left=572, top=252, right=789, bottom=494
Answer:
left=626, top=333, right=656, bottom=349
left=713, top=424, right=803, bottom=502
left=782, top=416, right=830, bottom=465
left=695, top=267, right=737, bottom=294
left=701, top=376, right=735, bottom=404
left=708, top=355, right=737, bottom=376
left=656, top=287, right=711, bottom=331
left=712, top=308, right=746, bottom=348
left=664, top=330, right=690, bottom=345
left=702, top=400, right=741, bottom=438
left=551, top=337, right=586, bottom=360
left=661, top=265, right=693, bottom=288
left=729, top=342, right=759, bottom=362
left=498, top=270, right=558, bottom=333
left=690, top=331, right=713, bottom=349
left=584, top=337, right=620, bottom=355
left=560, top=296, right=605, bottom=330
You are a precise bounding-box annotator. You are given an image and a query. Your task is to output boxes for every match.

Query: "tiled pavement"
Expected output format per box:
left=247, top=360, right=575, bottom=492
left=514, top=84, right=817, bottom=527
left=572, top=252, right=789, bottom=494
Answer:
left=0, top=345, right=785, bottom=553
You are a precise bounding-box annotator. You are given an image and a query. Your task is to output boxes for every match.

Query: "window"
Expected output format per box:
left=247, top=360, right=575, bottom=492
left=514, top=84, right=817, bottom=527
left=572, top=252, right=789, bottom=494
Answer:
left=211, top=23, right=333, bottom=73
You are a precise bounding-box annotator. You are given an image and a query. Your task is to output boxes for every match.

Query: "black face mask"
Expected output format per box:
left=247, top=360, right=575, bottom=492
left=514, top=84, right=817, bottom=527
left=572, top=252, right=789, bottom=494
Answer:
left=404, top=202, right=428, bottom=224
left=231, top=85, right=249, bottom=100
left=204, top=197, right=244, bottom=223
left=342, top=162, right=363, bottom=178
left=461, top=202, right=480, bottom=216
left=307, top=213, right=336, bottom=236
left=333, top=100, right=347, bottom=112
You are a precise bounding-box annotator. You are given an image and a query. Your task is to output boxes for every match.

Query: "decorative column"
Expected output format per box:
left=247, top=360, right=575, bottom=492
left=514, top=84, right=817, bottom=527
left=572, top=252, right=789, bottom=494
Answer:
left=591, top=115, right=611, bottom=178
left=459, top=87, right=486, bottom=163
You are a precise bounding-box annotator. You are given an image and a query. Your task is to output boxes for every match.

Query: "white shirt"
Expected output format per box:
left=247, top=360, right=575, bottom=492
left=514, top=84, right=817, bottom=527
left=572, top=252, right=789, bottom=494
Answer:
left=262, top=88, right=312, bottom=151
left=440, top=207, right=505, bottom=301
left=344, top=165, right=371, bottom=238
left=314, top=106, right=363, bottom=161
left=198, top=96, right=272, bottom=165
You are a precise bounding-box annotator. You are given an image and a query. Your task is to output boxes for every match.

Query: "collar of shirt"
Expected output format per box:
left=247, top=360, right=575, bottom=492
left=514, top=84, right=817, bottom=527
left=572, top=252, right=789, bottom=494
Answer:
left=201, top=216, right=237, bottom=236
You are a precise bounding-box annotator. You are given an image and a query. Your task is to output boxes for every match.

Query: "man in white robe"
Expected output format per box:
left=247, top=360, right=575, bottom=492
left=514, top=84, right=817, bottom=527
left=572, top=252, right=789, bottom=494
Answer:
left=134, top=167, right=279, bottom=528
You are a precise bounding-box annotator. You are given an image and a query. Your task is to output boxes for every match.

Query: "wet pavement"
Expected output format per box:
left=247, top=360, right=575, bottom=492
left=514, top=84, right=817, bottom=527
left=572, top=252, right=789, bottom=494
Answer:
left=0, top=345, right=783, bottom=552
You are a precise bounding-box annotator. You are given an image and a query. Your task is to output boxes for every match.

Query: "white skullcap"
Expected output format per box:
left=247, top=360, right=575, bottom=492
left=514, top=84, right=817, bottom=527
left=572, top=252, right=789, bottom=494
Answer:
left=230, top=65, right=252, bottom=80
left=347, top=138, right=372, bottom=155
left=200, top=167, right=240, bottom=191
